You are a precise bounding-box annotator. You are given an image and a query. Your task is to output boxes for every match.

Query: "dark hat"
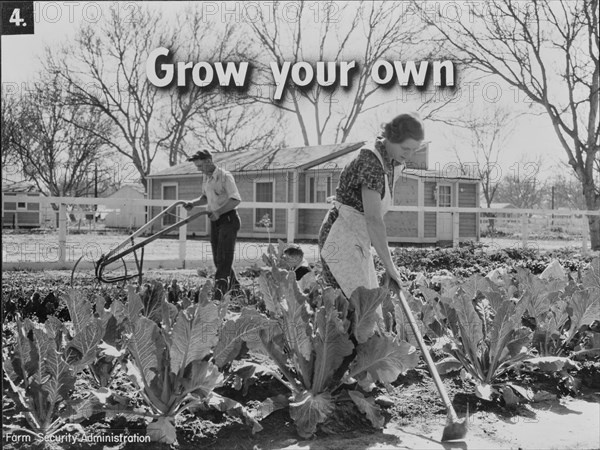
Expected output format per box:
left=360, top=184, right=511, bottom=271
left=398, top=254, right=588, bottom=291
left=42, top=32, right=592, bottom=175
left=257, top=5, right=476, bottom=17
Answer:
left=187, top=149, right=212, bottom=161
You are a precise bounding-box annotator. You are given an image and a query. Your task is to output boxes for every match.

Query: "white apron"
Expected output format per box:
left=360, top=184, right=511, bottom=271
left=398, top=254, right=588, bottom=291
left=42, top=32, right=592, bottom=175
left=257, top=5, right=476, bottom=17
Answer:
left=321, top=148, right=397, bottom=298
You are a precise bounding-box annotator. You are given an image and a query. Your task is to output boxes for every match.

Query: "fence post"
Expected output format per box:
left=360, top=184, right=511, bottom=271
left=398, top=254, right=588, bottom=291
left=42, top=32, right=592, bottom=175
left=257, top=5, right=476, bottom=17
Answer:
left=452, top=211, right=460, bottom=248
left=179, top=206, right=187, bottom=268
left=521, top=213, right=529, bottom=248
left=287, top=170, right=298, bottom=243
left=581, top=215, right=589, bottom=256
left=58, top=202, right=67, bottom=265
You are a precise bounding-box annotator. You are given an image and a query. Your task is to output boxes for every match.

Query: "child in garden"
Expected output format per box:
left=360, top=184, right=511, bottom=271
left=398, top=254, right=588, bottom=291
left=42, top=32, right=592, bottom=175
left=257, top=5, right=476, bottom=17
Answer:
left=281, top=244, right=316, bottom=292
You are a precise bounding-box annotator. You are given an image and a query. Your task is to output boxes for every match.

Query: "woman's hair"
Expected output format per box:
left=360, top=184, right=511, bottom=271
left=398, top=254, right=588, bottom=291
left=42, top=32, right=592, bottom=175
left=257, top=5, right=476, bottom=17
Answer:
left=383, top=114, right=424, bottom=143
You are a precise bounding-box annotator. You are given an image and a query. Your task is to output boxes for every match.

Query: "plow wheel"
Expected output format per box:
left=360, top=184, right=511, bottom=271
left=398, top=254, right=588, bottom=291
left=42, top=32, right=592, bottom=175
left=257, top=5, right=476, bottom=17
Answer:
left=70, top=255, right=98, bottom=287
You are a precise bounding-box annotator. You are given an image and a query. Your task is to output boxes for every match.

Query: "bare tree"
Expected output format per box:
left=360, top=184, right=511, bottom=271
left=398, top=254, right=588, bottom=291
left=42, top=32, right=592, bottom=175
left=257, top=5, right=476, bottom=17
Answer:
left=157, top=8, right=283, bottom=164
left=45, top=5, right=280, bottom=184
left=45, top=7, right=172, bottom=187
left=1, top=92, right=20, bottom=179
left=193, top=106, right=286, bottom=154
left=5, top=76, right=113, bottom=197
left=414, top=0, right=600, bottom=248
left=496, top=157, right=546, bottom=208
left=446, top=107, right=517, bottom=208
left=547, top=169, right=587, bottom=209
left=248, top=1, right=427, bottom=145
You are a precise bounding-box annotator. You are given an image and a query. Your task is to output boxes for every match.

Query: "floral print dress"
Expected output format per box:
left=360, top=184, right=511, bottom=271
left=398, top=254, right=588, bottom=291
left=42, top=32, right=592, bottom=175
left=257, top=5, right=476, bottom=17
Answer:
left=318, top=137, right=395, bottom=289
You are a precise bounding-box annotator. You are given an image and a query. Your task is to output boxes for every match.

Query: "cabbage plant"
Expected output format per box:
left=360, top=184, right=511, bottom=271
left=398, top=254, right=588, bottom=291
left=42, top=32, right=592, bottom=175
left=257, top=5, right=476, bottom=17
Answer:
left=219, top=244, right=419, bottom=438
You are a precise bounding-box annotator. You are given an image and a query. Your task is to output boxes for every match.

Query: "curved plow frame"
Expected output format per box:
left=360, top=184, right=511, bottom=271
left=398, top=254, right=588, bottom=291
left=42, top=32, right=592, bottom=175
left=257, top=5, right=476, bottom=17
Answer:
left=71, top=201, right=209, bottom=285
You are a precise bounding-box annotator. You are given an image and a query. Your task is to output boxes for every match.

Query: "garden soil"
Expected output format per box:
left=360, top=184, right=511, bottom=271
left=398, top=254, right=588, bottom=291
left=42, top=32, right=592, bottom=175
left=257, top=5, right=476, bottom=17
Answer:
left=184, top=372, right=600, bottom=450
left=3, top=269, right=599, bottom=450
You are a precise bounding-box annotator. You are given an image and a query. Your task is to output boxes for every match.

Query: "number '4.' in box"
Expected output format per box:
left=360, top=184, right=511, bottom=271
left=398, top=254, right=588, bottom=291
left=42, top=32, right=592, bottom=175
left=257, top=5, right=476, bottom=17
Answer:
left=1, top=2, right=34, bottom=36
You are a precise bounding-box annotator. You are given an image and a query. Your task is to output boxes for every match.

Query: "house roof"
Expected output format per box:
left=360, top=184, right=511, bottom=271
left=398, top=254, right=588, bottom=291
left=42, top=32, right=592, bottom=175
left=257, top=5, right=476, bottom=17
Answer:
left=148, top=142, right=365, bottom=177
left=488, top=202, right=515, bottom=209
left=105, top=183, right=146, bottom=197
left=311, top=150, right=480, bottom=180
left=2, top=181, right=40, bottom=193
left=148, top=142, right=480, bottom=181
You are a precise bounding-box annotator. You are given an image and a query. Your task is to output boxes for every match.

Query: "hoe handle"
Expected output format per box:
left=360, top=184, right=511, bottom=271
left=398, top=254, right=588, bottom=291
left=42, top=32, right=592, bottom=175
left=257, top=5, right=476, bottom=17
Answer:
left=393, top=284, right=459, bottom=422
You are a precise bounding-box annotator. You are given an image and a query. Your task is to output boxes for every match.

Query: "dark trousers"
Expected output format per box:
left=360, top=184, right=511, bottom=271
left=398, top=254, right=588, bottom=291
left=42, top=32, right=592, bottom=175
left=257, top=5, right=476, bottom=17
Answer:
left=210, top=210, right=240, bottom=300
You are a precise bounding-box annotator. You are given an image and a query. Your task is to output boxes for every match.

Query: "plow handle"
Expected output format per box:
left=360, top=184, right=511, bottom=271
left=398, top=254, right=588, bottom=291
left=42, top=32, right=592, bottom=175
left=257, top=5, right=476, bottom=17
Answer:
left=95, top=205, right=209, bottom=283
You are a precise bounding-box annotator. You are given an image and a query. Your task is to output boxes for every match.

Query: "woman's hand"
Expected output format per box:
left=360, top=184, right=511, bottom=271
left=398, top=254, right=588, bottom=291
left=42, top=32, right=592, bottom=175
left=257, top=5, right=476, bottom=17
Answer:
left=384, top=268, right=403, bottom=294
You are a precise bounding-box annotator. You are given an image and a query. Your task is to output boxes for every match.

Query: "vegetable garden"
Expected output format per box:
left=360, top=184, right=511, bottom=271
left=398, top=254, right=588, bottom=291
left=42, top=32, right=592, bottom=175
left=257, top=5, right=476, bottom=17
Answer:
left=2, top=243, right=599, bottom=449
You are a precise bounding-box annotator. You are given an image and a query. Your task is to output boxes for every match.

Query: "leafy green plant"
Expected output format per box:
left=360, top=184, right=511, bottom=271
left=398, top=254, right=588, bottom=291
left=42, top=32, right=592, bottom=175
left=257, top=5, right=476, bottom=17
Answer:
left=3, top=315, right=94, bottom=443
left=513, top=260, right=600, bottom=393
left=220, top=244, right=418, bottom=438
left=62, top=290, right=127, bottom=390
left=515, top=268, right=600, bottom=358
left=422, top=273, right=534, bottom=403
left=118, top=283, right=260, bottom=444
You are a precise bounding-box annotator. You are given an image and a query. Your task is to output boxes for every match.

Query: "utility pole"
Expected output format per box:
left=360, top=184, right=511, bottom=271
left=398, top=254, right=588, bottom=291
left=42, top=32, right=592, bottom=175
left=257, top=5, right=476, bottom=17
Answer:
left=551, top=185, right=555, bottom=226
left=94, top=163, right=98, bottom=211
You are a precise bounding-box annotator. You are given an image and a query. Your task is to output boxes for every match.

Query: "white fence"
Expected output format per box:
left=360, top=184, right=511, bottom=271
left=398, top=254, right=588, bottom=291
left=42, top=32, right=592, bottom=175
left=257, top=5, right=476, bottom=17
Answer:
left=2, top=194, right=599, bottom=271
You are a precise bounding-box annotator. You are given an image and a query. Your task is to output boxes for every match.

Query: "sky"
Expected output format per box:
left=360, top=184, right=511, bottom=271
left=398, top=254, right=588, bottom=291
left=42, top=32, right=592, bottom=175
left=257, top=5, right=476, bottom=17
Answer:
left=0, top=1, right=577, bottom=182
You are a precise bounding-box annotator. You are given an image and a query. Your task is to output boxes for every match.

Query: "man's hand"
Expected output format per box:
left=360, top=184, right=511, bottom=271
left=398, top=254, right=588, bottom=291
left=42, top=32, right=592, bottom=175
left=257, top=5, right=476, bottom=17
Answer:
left=208, top=210, right=220, bottom=221
left=183, top=202, right=194, bottom=211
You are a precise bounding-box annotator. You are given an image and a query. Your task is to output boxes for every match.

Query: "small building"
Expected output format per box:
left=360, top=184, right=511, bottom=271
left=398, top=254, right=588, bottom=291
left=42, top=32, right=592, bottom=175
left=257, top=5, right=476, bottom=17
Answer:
left=99, top=183, right=147, bottom=229
left=146, top=143, right=481, bottom=244
left=2, top=181, right=48, bottom=228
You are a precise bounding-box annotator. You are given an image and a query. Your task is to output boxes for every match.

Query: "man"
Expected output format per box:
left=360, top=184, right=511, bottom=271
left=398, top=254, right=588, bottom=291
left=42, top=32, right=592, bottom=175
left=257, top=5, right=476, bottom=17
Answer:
left=184, top=149, right=242, bottom=300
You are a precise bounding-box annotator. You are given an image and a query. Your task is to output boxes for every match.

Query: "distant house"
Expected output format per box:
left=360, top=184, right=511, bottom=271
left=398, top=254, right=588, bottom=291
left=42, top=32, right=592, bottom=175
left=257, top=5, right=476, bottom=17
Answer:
left=2, top=181, right=48, bottom=228
left=99, top=183, right=147, bottom=229
left=146, top=143, right=481, bottom=244
left=485, top=202, right=516, bottom=220
left=488, top=202, right=515, bottom=210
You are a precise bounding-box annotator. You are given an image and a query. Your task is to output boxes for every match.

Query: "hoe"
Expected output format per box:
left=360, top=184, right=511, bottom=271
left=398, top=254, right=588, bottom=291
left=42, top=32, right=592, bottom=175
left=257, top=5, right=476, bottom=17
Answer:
left=385, top=275, right=469, bottom=442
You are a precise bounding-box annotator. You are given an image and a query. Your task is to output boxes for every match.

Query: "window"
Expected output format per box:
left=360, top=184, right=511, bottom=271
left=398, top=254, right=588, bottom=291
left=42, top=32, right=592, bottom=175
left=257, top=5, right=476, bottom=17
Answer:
left=437, top=185, right=452, bottom=208
left=17, top=202, right=27, bottom=210
left=307, top=174, right=332, bottom=203
left=162, top=183, right=178, bottom=226
left=254, top=180, right=274, bottom=231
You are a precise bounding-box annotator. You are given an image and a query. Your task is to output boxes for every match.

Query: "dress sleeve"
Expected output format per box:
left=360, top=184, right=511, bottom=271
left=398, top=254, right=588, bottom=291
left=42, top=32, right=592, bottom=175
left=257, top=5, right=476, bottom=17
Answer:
left=356, top=149, right=385, bottom=195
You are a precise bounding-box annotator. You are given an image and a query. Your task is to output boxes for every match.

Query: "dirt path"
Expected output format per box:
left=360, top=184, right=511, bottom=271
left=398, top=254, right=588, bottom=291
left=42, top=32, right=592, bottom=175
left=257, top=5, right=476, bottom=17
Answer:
left=278, top=397, right=599, bottom=450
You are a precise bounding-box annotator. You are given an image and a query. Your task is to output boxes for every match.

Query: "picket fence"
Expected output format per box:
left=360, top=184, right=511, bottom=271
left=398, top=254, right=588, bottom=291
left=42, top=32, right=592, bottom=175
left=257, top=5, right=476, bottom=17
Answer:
left=2, top=194, right=599, bottom=271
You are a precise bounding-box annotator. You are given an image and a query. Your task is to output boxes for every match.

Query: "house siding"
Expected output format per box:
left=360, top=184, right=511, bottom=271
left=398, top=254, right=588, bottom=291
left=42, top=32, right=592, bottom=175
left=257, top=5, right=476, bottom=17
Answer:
left=239, top=172, right=288, bottom=237
left=147, top=161, right=480, bottom=242
left=3, top=211, right=40, bottom=227
left=394, top=175, right=419, bottom=205
left=423, top=182, right=437, bottom=238
left=424, top=212, right=437, bottom=238
left=297, top=209, right=327, bottom=237
left=2, top=192, right=43, bottom=228
left=385, top=212, right=419, bottom=237
left=458, top=182, right=478, bottom=239
left=298, top=173, right=307, bottom=202
left=385, top=176, right=419, bottom=238
left=150, top=176, right=207, bottom=235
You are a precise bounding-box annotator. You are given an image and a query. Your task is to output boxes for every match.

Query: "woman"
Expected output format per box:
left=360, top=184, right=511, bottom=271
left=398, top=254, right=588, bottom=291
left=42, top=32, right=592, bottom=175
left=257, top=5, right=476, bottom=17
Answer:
left=318, top=113, right=425, bottom=298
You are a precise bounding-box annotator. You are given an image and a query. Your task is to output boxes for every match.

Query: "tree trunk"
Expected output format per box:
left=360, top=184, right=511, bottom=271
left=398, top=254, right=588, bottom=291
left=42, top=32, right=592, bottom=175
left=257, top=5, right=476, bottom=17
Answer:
left=583, top=179, right=600, bottom=250
left=585, top=194, right=600, bottom=251
left=589, top=214, right=600, bottom=251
